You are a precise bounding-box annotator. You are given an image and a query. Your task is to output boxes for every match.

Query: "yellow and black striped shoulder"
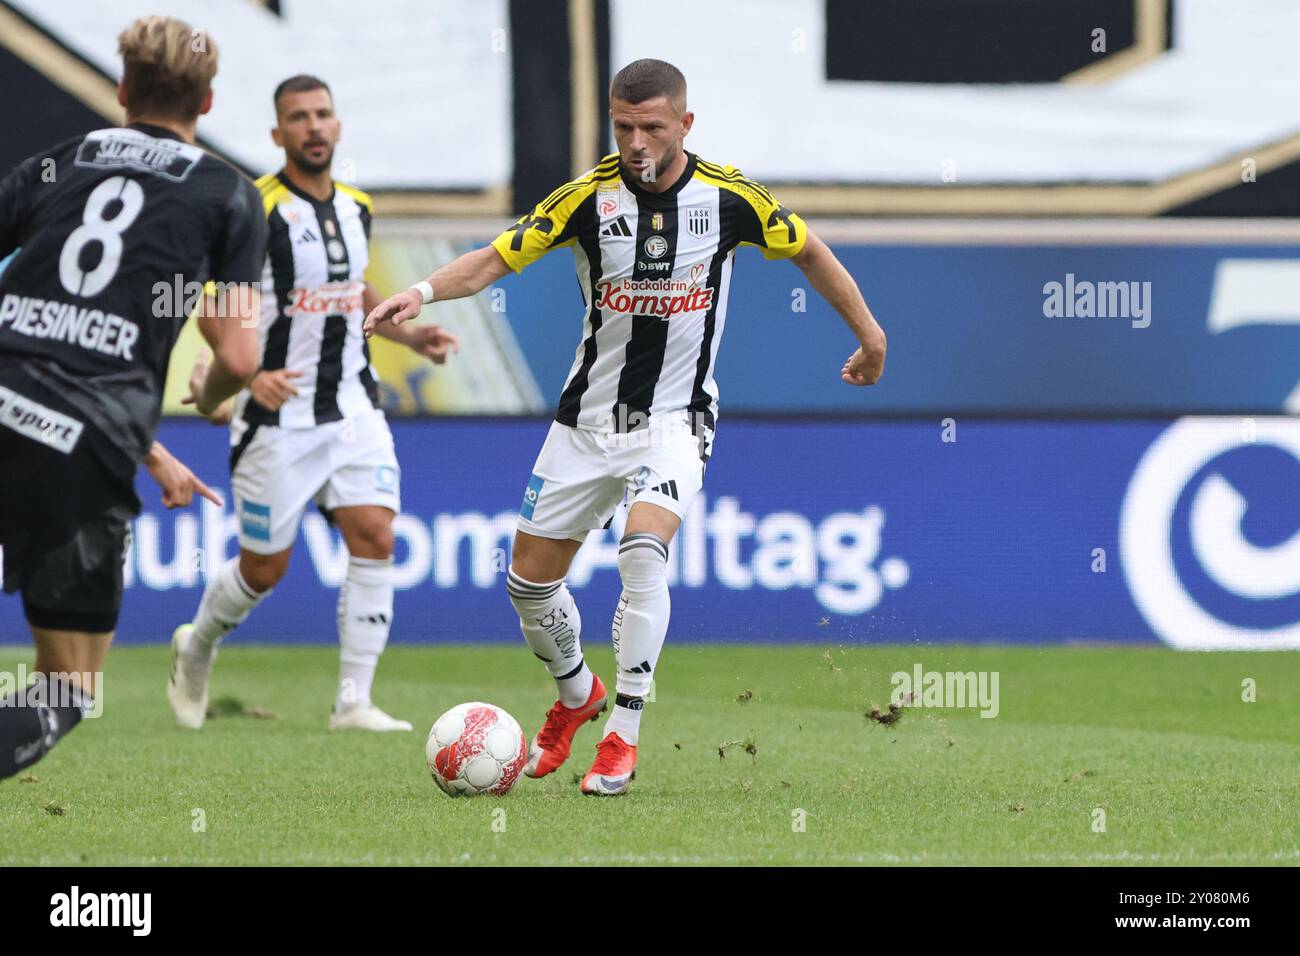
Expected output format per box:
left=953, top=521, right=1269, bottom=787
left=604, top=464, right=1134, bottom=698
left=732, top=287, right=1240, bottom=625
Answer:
left=531, top=155, right=621, bottom=214
left=693, top=158, right=777, bottom=205
left=255, top=173, right=292, bottom=216
left=587, top=153, right=621, bottom=182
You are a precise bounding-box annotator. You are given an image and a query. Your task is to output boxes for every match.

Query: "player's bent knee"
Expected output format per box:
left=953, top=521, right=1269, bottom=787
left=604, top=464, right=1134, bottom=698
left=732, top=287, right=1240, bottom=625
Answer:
left=618, top=532, right=669, bottom=592
left=345, top=525, right=395, bottom=560
left=239, top=550, right=290, bottom=593
left=336, top=507, right=397, bottom=560
left=368, top=527, right=396, bottom=559
left=625, top=500, right=681, bottom=541
left=510, top=531, right=581, bottom=584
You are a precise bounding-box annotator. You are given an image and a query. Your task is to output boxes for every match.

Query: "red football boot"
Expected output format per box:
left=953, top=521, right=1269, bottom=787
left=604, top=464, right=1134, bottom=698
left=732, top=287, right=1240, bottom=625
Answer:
left=580, top=732, right=638, bottom=796
left=524, top=674, right=607, bottom=778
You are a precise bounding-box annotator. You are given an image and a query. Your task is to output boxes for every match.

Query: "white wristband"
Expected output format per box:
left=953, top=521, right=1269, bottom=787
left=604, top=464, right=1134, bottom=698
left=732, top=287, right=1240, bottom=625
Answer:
left=413, top=280, right=434, bottom=304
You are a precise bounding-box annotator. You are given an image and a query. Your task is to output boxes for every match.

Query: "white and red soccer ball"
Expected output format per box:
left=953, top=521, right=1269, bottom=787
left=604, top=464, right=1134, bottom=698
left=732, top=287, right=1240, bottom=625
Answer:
left=426, top=702, right=527, bottom=797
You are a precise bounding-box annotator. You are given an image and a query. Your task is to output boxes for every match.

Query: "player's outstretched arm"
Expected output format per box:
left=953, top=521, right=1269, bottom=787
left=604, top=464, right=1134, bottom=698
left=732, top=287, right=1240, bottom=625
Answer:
left=192, top=286, right=261, bottom=413
left=790, top=230, right=887, bottom=386
left=363, top=245, right=512, bottom=337
left=363, top=283, right=462, bottom=363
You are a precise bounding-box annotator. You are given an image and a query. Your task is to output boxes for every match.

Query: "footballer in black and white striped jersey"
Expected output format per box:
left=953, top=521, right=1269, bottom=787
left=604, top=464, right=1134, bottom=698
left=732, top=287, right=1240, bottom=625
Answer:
left=364, top=59, right=886, bottom=794
left=170, top=76, right=459, bottom=736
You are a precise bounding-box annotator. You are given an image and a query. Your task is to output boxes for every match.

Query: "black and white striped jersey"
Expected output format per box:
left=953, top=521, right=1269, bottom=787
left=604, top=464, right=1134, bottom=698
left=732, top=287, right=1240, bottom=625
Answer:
left=235, top=171, right=379, bottom=429
left=491, top=152, right=807, bottom=434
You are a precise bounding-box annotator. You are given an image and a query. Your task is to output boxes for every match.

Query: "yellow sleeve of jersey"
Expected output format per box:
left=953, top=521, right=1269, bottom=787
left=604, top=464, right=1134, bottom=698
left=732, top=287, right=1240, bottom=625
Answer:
left=255, top=173, right=292, bottom=218
left=490, top=164, right=611, bottom=272
left=710, top=166, right=807, bottom=260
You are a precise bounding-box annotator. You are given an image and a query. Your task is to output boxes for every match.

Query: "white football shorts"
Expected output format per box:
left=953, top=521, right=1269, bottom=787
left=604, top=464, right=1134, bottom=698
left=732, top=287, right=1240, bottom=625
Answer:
left=229, top=407, right=401, bottom=554
left=517, top=411, right=712, bottom=541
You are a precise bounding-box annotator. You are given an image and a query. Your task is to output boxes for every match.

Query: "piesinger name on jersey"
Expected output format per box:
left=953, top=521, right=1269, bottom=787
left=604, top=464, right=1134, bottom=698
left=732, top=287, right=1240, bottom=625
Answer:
left=0, top=292, right=138, bottom=360
left=594, top=279, right=714, bottom=318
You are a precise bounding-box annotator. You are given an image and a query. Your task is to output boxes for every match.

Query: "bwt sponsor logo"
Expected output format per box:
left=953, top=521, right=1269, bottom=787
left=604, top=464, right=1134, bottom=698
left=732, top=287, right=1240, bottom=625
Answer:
left=122, top=495, right=908, bottom=615
left=1042, top=273, right=1151, bottom=328
left=50, top=886, right=151, bottom=936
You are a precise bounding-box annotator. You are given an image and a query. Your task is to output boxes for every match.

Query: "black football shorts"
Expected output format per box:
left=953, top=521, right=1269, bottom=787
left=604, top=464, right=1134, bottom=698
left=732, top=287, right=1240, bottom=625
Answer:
left=0, top=416, right=139, bottom=633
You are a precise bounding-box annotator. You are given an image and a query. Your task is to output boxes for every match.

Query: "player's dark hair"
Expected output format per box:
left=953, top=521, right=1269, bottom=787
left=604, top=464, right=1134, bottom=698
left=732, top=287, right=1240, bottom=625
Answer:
left=118, top=15, right=218, bottom=121
left=273, top=74, right=333, bottom=116
left=610, top=59, right=687, bottom=112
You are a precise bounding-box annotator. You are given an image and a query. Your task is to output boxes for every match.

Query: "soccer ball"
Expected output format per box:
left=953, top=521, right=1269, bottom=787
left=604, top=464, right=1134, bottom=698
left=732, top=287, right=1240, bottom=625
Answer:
left=426, top=702, right=528, bottom=797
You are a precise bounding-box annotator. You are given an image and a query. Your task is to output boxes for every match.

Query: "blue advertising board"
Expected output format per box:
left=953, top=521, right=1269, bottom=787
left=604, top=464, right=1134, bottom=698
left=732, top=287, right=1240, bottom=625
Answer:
left=4, top=416, right=1297, bottom=649
left=501, top=244, right=1300, bottom=414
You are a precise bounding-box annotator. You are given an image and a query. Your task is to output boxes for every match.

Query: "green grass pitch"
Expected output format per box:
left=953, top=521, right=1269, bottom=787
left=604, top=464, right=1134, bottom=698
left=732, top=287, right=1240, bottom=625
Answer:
left=1, top=644, right=1296, bottom=866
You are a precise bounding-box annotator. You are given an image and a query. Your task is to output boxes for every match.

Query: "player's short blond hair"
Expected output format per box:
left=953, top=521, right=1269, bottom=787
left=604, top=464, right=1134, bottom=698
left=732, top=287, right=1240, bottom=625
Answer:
left=117, top=15, right=218, bottom=121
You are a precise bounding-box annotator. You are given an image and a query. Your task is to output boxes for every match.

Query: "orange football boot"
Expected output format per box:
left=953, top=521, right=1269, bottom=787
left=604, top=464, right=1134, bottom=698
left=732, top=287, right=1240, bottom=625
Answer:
left=580, top=731, right=638, bottom=796
left=524, top=674, right=607, bottom=778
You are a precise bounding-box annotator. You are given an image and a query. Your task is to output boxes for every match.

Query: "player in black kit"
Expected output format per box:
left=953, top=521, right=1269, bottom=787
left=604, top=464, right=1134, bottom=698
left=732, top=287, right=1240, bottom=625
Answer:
left=0, top=16, right=266, bottom=779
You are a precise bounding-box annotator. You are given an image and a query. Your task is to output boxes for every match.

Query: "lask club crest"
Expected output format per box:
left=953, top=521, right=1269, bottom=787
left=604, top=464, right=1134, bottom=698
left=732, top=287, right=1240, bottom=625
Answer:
left=686, top=207, right=711, bottom=237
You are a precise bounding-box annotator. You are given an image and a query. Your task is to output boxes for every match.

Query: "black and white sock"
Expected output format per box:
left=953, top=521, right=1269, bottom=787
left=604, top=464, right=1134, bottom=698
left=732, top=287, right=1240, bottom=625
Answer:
left=0, top=674, right=95, bottom=780
left=605, top=532, right=671, bottom=746
left=192, top=557, right=268, bottom=648
left=337, top=556, right=394, bottom=710
left=507, top=568, right=593, bottom=707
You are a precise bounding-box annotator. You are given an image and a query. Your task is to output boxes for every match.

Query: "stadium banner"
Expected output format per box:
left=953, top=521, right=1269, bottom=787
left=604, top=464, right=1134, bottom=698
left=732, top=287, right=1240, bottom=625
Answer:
left=3, top=416, right=1297, bottom=650
left=506, top=241, right=1300, bottom=415
left=159, top=235, right=1300, bottom=419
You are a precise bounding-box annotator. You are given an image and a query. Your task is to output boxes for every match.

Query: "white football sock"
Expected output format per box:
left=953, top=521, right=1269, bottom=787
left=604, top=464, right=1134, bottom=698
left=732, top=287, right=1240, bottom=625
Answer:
left=336, top=556, right=394, bottom=710
left=192, top=557, right=268, bottom=648
left=507, top=568, right=593, bottom=707
left=604, top=532, right=670, bottom=746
